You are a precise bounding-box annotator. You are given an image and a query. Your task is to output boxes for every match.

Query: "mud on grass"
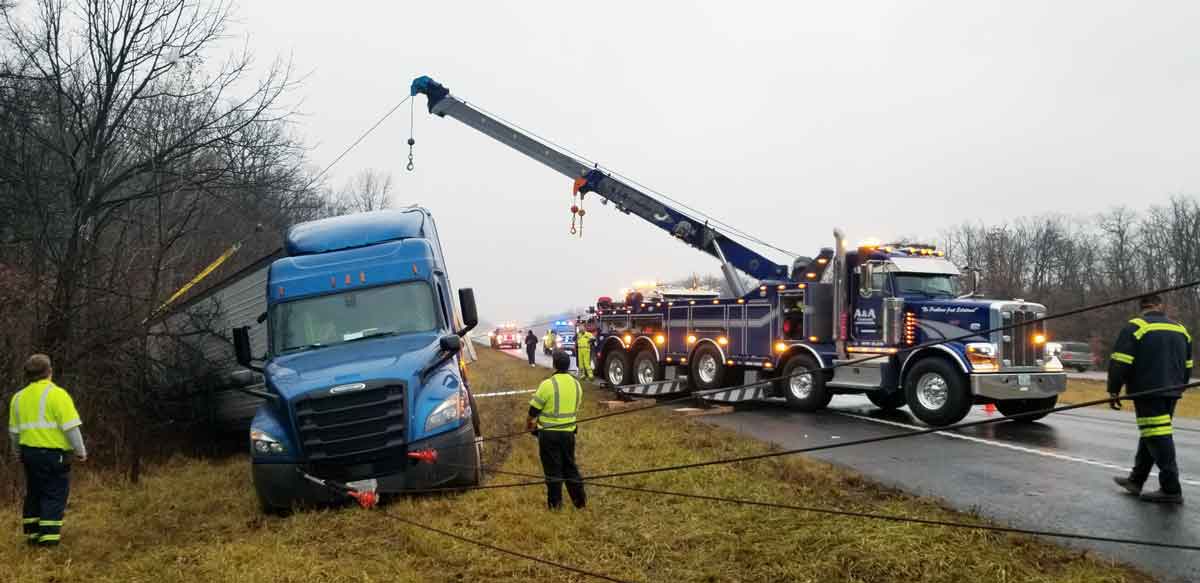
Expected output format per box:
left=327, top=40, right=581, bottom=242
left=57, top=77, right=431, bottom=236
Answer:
left=2, top=347, right=1152, bottom=582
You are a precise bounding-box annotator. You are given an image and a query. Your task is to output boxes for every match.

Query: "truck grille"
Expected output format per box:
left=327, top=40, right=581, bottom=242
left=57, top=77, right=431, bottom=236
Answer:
left=1004, top=310, right=1044, bottom=367
left=293, top=383, right=405, bottom=461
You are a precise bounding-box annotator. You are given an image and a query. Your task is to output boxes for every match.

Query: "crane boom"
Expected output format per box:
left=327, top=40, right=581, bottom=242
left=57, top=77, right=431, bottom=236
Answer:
left=410, top=76, right=791, bottom=291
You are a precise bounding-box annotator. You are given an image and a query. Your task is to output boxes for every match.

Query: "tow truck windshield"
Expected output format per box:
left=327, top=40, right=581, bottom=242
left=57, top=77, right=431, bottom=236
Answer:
left=271, top=281, right=441, bottom=354
left=893, top=273, right=960, bottom=299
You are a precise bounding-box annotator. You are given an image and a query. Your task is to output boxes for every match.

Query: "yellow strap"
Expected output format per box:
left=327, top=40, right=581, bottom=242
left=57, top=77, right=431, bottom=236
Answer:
left=1132, top=322, right=1192, bottom=342
left=143, top=241, right=242, bottom=323
left=1137, top=414, right=1172, bottom=426
left=1141, top=426, right=1174, bottom=438
left=1111, top=352, right=1134, bottom=364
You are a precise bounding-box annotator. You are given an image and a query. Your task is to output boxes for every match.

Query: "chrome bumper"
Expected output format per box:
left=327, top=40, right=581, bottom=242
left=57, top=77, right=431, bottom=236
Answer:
left=971, top=372, right=1066, bottom=400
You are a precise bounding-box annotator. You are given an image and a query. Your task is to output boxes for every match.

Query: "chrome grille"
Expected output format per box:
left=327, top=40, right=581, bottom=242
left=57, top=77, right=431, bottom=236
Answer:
left=293, top=383, right=405, bottom=461
left=1003, top=310, right=1044, bottom=367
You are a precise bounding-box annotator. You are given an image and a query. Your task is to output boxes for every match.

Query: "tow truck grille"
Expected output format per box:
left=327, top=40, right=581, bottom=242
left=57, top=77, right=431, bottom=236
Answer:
left=293, top=383, right=405, bottom=461
left=1004, top=310, right=1044, bottom=367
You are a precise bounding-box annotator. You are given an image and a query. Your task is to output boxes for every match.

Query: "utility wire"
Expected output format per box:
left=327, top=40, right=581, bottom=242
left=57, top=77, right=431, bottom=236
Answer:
left=414, top=380, right=1200, bottom=496
left=447, top=465, right=1200, bottom=552
left=373, top=509, right=637, bottom=583
left=445, top=276, right=1200, bottom=453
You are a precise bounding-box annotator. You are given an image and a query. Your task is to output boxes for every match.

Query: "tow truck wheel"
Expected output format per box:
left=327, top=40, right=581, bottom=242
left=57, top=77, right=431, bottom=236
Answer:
left=866, top=390, right=907, bottom=411
left=904, top=358, right=971, bottom=426
left=633, top=349, right=663, bottom=385
left=995, top=395, right=1058, bottom=423
left=605, top=347, right=632, bottom=386
left=779, top=354, right=831, bottom=411
left=689, top=344, right=726, bottom=391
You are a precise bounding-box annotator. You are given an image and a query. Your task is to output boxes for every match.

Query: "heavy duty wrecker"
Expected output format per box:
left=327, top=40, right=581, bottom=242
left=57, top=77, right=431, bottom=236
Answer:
left=411, top=76, right=1067, bottom=427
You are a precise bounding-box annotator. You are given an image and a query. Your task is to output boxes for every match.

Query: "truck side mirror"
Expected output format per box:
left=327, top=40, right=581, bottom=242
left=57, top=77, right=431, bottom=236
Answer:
left=440, top=334, right=463, bottom=353
left=233, top=326, right=253, bottom=368
left=457, top=288, right=478, bottom=336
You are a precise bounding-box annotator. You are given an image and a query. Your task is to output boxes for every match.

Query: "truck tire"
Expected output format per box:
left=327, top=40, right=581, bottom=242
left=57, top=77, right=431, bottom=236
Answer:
left=995, top=395, right=1058, bottom=423
left=604, top=347, right=632, bottom=386
left=778, top=354, right=831, bottom=411
left=689, top=343, right=727, bottom=391
left=866, top=390, right=907, bottom=411
left=633, top=348, right=663, bottom=385
left=904, top=358, right=971, bottom=426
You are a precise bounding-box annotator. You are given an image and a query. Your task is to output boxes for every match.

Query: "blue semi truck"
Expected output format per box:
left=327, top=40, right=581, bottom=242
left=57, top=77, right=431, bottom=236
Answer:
left=411, top=75, right=1067, bottom=427
left=228, top=207, right=483, bottom=512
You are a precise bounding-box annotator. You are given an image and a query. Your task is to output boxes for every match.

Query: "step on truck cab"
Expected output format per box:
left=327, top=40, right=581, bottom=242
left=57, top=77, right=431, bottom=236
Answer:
left=232, top=208, right=483, bottom=512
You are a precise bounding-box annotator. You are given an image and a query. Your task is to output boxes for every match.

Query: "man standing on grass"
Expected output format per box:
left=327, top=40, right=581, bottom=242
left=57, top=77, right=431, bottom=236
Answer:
left=1109, top=294, right=1191, bottom=504
left=525, top=350, right=586, bottom=510
left=8, top=354, right=87, bottom=546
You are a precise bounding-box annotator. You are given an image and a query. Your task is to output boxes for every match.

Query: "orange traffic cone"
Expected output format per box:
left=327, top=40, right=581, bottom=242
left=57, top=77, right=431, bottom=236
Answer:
left=984, top=403, right=996, bottom=414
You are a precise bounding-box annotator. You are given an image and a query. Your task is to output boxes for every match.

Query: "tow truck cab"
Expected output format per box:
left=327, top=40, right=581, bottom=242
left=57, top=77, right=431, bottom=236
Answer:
left=232, top=208, right=483, bottom=512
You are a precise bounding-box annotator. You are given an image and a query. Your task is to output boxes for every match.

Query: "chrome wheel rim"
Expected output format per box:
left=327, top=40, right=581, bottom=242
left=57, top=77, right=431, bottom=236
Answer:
left=608, top=358, right=625, bottom=385
left=789, top=366, right=813, bottom=400
left=637, top=360, right=657, bottom=384
left=698, top=354, right=718, bottom=384
left=916, top=373, right=950, bottom=411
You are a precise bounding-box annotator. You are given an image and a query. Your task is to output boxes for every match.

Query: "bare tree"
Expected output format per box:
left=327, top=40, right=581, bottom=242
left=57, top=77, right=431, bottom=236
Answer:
left=336, top=168, right=393, bottom=213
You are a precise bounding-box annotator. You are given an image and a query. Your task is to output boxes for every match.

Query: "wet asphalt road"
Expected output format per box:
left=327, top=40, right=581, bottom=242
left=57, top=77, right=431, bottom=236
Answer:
left=705, top=397, right=1200, bottom=582
left=488, top=343, right=1197, bottom=580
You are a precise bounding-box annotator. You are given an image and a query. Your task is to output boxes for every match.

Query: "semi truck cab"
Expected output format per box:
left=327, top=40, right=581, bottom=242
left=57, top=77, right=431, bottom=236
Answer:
left=232, top=208, right=483, bottom=512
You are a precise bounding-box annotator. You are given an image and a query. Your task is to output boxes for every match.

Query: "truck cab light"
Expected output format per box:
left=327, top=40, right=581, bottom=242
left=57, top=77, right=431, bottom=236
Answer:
left=805, top=272, right=816, bottom=279
left=712, top=299, right=720, bottom=304
left=808, top=336, right=818, bottom=342
left=797, top=283, right=806, bottom=289
left=777, top=284, right=786, bottom=290
left=737, top=298, right=745, bottom=304
left=655, top=334, right=665, bottom=345
left=1033, top=334, right=1047, bottom=345
left=717, top=337, right=728, bottom=346
left=687, top=335, right=697, bottom=344
left=774, top=342, right=787, bottom=353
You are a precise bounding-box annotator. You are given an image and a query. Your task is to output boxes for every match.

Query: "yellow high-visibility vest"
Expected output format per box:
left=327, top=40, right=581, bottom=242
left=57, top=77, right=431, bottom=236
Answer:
left=8, top=380, right=82, bottom=451
left=529, top=373, right=582, bottom=431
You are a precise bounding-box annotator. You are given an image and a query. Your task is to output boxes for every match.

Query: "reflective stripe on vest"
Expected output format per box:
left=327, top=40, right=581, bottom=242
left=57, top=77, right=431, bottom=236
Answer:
left=1129, top=318, right=1192, bottom=342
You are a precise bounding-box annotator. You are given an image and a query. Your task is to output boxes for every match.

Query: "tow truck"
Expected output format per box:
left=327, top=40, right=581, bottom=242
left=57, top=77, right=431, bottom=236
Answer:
left=410, top=76, right=1067, bottom=427
left=489, top=325, right=522, bottom=350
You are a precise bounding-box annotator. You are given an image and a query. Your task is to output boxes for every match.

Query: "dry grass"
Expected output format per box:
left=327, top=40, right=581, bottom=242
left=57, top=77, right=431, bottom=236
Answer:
left=2, top=347, right=1153, bottom=582
left=1060, top=378, right=1200, bottom=418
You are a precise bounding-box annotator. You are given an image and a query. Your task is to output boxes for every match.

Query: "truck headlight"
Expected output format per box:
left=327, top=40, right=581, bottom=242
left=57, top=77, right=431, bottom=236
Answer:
left=250, top=429, right=286, bottom=455
left=965, top=342, right=998, bottom=372
left=425, top=389, right=468, bottom=432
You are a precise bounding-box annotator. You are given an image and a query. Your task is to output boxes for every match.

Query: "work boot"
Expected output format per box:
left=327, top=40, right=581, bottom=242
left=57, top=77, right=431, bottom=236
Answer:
left=1113, top=476, right=1143, bottom=495
left=1139, top=490, right=1184, bottom=504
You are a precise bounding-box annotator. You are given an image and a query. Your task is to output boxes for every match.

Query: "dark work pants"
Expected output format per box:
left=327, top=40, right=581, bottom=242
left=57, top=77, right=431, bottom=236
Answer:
left=1130, top=397, right=1181, bottom=494
left=526, top=346, right=536, bottom=365
left=20, top=446, right=71, bottom=545
left=537, top=430, right=585, bottom=509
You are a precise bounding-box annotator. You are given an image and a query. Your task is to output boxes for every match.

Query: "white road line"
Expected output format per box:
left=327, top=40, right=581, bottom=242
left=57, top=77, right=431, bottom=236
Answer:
left=832, top=411, right=1200, bottom=488
left=474, top=389, right=537, bottom=399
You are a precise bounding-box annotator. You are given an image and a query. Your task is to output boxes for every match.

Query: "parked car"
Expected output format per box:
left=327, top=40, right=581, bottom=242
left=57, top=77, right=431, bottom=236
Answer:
left=1051, top=341, right=1095, bottom=372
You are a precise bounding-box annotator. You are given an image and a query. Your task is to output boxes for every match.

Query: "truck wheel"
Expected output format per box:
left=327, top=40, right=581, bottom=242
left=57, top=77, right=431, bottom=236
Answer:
left=866, top=390, right=907, bottom=411
left=689, top=343, right=726, bottom=391
left=604, top=347, right=632, bottom=386
left=904, top=358, right=971, bottom=426
left=633, top=349, right=663, bottom=385
left=778, top=354, right=831, bottom=411
left=995, top=395, right=1058, bottom=423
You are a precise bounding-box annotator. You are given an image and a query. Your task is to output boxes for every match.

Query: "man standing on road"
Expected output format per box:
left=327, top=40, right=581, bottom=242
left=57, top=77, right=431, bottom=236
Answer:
left=1109, top=294, right=1192, bottom=504
left=8, top=354, right=87, bottom=546
left=525, top=350, right=586, bottom=510
left=575, top=327, right=594, bottom=380
left=524, top=330, right=538, bottom=367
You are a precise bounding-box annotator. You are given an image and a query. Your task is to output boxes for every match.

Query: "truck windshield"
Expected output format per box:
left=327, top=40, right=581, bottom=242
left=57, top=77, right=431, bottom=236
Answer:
left=893, top=273, right=960, bottom=299
left=271, top=281, right=441, bottom=354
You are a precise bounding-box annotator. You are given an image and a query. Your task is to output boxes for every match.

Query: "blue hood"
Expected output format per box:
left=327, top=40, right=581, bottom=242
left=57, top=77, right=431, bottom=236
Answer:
left=908, top=298, right=992, bottom=342
left=265, top=333, right=441, bottom=399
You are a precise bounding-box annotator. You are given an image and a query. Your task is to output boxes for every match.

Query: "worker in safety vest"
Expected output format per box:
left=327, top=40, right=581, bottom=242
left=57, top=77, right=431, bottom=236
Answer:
left=7, top=354, right=87, bottom=546
left=543, top=330, right=555, bottom=356
left=576, top=327, right=594, bottom=380
left=1109, top=294, right=1192, bottom=504
left=526, top=351, right=586, bottom=509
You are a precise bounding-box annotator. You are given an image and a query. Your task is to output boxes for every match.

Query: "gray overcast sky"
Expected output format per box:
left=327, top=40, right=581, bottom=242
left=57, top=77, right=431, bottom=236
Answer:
left=231, top=0, right=1200, bottom=323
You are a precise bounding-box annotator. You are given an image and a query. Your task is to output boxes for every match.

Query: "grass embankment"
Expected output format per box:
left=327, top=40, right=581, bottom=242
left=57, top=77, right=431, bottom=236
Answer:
left=1061, top=378, right=1200, bottom=418
left=4, top=347, right=1151, bottom=582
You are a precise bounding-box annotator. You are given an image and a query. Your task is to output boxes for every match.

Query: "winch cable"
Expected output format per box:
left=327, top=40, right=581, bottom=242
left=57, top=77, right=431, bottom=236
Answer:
left=429, top=463, right=1200, bottom=552
left=409, top=380, right=1200, bottom=496
left=439, top=276, right=1200, bottom=453
left=301, top=95, right=412, bottom=193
